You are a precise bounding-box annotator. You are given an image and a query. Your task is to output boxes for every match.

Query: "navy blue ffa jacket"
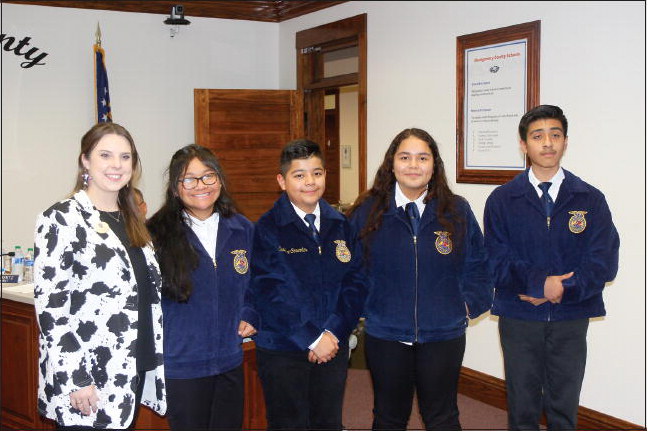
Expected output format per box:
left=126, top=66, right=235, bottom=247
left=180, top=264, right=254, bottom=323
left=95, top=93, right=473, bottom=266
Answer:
left=161, top=213, right=258, bottom=379
left=484, top=169, right=620, bottom=321
left=349, top=193, right=493, bottom=343
left=251, top=193, right=368, bottom=352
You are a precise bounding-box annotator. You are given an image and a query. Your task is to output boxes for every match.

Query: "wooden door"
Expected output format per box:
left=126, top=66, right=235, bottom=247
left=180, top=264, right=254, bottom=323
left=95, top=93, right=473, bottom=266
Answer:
left=194, top=89, right=304, bottom=222
left=323, top=90, right=340, bottom=205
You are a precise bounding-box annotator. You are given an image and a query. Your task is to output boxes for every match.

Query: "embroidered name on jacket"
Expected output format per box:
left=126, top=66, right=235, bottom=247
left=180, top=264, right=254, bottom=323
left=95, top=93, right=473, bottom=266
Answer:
left=278, top=246, right=308, bottom=254
left=568, top=211, right=588, bottom=234
left=231, top=249, right=249, bottom=274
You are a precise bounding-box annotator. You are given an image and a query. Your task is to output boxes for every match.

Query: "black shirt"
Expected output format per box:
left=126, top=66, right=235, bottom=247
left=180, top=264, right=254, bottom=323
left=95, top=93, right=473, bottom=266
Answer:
left=100, top=211, right=157, bottom=372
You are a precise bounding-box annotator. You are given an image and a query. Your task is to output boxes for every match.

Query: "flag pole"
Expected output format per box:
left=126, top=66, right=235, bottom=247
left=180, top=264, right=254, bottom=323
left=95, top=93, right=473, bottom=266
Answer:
left=94, top=22, right=112, bottom=122
left=96, top=22, right=102, bottom=46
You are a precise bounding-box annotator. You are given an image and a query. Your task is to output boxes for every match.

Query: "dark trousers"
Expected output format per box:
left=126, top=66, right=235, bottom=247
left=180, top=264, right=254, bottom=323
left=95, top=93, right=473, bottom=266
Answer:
left=499, top=316, right=589, bottom=430
left=364, top=333, right=466, bottom=430
left=165, top=365, right=244, bottom=430
left=256, top=345, right=349, bottom=430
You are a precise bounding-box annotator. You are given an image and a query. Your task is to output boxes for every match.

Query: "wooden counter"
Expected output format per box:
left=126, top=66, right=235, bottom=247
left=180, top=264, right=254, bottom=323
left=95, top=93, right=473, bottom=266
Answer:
left=0, top=291, right=266, bottom=430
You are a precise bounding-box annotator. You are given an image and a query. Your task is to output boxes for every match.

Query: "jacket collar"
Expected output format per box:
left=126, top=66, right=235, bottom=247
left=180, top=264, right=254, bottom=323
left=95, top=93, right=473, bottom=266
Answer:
left=274, top=192, right=345, bottom=227
left=72, top=189, right=97, bottom=212
left=509, top=168, right=588, bottom=198
left=383, top=186, right=437, bottom=222
left=184, top=213, right=247, bottom=259
left=72, top=189, right=106, bottom=230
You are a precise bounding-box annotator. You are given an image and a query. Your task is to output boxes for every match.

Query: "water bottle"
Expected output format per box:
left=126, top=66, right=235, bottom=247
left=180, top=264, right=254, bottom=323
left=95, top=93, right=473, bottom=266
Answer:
left=2, top=247, right=12, bottom=275
left=12, top=246, right=24, bottom=283
left=23, top=248, right=34, bottom=283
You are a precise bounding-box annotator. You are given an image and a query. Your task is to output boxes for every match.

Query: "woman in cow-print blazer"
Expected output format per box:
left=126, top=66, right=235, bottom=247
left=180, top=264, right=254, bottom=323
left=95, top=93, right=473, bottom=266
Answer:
left=33, top=123, right=166, bottom=429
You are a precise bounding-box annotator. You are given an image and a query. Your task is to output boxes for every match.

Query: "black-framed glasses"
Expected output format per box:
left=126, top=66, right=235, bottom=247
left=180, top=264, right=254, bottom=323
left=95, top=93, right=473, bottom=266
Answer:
left=178, top=172, right=219, bottom=190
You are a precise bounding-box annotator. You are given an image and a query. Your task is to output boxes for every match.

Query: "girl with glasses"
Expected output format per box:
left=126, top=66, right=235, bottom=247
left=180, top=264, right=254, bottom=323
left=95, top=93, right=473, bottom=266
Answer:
left=147, top=144, right=257, bottom=430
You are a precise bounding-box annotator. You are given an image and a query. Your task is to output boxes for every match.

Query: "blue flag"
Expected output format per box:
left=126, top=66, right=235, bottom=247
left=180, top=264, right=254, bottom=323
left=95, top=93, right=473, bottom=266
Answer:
left=94, top=43, right=112, bottom=123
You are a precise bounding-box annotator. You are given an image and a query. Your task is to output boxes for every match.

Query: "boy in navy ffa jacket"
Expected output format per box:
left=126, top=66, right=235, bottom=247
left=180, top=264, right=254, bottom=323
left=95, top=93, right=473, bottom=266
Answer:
left=484, top=105, right=619, bottom=430
left=250, top=139, right=368, bottom=430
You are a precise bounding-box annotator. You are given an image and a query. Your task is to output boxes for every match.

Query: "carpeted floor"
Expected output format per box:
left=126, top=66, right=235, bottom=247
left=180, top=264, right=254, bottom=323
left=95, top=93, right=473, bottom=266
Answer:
left=342, top=368, right=508, bottom=430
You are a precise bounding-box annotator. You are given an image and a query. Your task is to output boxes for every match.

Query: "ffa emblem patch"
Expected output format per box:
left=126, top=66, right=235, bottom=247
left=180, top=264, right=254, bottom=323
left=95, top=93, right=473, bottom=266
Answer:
left=568, top=211, right=588, bottom=234
left=334, top=240, right=352, bottom=263
left=434, top=231, right=453, bottom=255
left=231, top=249, right=249, bottom=274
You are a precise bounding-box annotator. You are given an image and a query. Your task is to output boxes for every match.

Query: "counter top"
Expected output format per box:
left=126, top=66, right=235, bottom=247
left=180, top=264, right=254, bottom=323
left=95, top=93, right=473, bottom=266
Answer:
left=1, top=283, right=34, bottom=305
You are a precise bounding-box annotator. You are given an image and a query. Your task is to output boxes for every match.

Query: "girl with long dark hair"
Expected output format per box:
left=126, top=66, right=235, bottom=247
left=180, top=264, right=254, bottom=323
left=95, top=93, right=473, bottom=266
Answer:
left=34, top=123, right=166, bottom=429
left=147, top=144, right=257, bottom=430
left=348, top=128, right=492, bottom=430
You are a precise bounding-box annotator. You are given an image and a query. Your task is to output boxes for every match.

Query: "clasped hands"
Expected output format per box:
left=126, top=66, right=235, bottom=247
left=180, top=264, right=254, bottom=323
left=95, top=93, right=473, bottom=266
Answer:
left=308, top=331, right=339, bottom=364
left=518, top=271, right=574, bottom=306
left=238, top=320, right=257, bottom=338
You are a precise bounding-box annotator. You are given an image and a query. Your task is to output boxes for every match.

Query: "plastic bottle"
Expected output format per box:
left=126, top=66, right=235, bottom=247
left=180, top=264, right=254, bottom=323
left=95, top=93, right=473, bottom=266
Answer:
left=12, top=245, right=24, bottom=283
left=23, top=248, right=34, bottom=283
left=2, top=246, right=12, bottom=275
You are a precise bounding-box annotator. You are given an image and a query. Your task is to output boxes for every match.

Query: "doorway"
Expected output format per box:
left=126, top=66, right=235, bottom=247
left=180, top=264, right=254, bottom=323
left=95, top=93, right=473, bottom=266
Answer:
left=296, top=14, right=367, bottom=210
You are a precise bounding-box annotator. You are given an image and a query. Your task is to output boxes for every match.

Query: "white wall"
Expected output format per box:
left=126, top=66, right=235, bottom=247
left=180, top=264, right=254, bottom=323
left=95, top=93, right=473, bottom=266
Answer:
left=278, top=1, right=645, bottom=425
left=339, top=85, right=359, bottom=204
left=2, top=3, right=278, bottom=251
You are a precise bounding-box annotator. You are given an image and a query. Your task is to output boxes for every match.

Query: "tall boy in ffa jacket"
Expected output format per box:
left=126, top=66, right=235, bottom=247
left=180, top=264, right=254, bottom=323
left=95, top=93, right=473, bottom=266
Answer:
left=484, top=105, right=619, bottom=430
left=251, top=139, right=367, bottom=430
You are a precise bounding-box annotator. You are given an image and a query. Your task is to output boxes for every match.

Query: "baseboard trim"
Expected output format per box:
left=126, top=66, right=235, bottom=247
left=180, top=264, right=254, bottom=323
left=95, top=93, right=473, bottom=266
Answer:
left=458, top=366, right=645, bottom=430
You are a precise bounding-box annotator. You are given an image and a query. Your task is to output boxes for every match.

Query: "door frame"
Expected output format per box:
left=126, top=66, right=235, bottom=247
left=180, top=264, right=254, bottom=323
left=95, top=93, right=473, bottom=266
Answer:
left=295, top=13, right=367, bottom=194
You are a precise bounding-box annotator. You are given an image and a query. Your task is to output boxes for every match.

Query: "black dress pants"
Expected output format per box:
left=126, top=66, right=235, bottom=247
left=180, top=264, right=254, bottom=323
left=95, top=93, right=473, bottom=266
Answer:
left=365, top=333, right=466, bottom=430
left=499, top=316, right=589, bottom=430
left=165, top=365, right=244, bottom=430
left=256, top=345, right=349, bottom=430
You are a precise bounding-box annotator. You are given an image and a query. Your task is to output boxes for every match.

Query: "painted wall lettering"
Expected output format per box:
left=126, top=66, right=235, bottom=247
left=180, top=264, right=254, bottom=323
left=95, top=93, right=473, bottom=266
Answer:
left=1, top=34, right=49, bottom=68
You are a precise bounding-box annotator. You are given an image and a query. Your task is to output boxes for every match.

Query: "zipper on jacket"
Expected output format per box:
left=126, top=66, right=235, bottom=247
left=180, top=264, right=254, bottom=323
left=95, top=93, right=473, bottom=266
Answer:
left=212, top=258, right=217, bottom=269
left=413, top=234, right=419, bottom=342
left=546, top=212, right=551, bottom=321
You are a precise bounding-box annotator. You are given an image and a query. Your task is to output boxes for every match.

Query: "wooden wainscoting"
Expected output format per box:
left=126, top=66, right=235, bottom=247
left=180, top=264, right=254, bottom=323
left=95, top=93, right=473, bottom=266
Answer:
left=0, top=297, right=266, bottom=431
left=458, top=366, right=645, bottom=430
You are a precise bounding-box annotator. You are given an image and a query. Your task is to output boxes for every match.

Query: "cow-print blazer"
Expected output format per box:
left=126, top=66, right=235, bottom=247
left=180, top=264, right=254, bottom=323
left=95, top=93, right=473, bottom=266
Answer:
left=33, top=190, right=167, bottom=429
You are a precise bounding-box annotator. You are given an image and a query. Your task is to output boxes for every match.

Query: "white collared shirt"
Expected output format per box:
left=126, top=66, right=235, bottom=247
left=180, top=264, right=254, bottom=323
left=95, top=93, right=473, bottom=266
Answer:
left=288, top=201, right=336, bottom=350
left=395, top=182, right=427, bottom=216
left=291, top=202, right=321, bottom=232
left=183, top=211, right=219, bottom=262
left=528, top=167, right=565, bottom=202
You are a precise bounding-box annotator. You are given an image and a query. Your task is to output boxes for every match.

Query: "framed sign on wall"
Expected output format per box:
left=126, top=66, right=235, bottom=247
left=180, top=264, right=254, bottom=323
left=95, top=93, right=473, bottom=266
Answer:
left=456, top=20, right=540, bottom=184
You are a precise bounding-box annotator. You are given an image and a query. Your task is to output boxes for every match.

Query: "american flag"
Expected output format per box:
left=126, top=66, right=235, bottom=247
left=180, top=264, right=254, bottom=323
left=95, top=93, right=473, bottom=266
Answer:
left=94, top=43, right=112, bottom=123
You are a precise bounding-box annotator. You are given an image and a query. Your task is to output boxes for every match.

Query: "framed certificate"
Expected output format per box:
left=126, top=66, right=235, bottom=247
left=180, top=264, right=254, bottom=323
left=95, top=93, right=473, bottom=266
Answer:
left=456, top=21, right=540, bottom=184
